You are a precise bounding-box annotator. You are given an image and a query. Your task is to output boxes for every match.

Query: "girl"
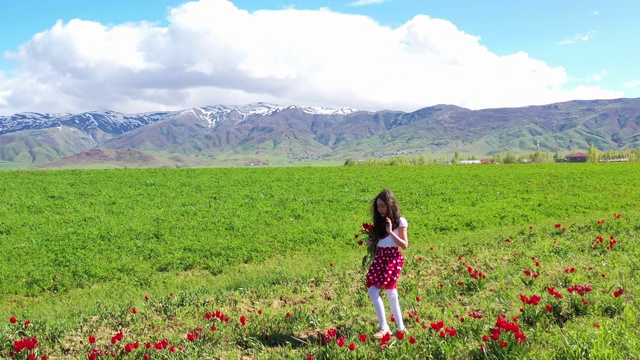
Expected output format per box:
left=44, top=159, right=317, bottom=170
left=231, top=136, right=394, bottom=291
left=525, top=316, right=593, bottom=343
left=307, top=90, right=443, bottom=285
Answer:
left=365, top=189, right=409, bottom=338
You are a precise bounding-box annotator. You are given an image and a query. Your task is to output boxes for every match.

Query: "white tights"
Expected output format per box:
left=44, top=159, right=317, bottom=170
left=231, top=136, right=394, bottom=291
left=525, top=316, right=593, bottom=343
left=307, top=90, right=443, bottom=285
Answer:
left=368, top=286, right=405, bottom=331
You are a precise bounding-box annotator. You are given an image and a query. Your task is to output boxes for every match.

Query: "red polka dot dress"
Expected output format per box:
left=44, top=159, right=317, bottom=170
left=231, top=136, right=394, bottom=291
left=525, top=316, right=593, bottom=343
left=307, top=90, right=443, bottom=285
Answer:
left=365, top=217, right=407, bottom=289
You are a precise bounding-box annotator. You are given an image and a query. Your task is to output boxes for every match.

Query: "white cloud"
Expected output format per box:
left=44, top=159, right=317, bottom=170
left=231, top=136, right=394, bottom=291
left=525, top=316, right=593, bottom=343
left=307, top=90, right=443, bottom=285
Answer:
left=624, top=80, right=640, bottom=89
left=559, top=30, right=598, bottom=45
left=0, top=0, right=622, bottom=115
left=584, top=71, right=608, bottom=83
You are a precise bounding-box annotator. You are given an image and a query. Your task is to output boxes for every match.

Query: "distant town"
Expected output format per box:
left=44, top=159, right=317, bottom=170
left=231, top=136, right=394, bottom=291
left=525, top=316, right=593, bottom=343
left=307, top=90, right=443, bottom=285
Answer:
left=345, top=145, right=640, bottom=166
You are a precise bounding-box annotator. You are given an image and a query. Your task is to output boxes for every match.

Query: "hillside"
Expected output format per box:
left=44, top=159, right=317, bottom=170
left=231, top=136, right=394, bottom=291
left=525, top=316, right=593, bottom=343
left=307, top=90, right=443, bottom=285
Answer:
left=1, top=98, right=639, bottom=168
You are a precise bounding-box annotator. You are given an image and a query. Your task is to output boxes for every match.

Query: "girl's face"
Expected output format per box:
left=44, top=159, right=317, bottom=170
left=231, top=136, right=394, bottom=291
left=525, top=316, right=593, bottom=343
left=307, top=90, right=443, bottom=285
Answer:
left=376, top=198, right=388, bottom=217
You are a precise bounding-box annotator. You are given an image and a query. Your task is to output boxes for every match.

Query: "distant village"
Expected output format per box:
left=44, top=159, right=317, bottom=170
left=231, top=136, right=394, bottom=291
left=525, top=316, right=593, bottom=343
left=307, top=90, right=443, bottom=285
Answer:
left=246, top=144, right=639, bottom=167
left=460, top=152, right=630, bottom=165
left=345, top=144, right=640, bottom=167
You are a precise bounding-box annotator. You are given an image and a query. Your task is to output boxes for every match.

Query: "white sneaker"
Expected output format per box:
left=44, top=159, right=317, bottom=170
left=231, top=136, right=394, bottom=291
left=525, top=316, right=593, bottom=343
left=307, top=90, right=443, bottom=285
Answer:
left=372, top=327, right=391, bottom=339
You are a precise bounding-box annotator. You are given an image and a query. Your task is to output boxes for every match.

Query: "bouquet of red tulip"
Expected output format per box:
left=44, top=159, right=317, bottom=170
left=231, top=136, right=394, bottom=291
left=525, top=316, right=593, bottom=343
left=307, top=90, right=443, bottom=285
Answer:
left=355, top=222, right=376, bottom=270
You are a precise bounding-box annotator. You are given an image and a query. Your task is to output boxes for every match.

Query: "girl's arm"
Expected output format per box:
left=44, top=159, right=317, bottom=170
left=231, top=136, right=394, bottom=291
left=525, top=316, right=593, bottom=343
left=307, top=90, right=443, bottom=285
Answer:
left=386, top=218, right=409, bottom=249
left=392, top=227, right=409, bottom=249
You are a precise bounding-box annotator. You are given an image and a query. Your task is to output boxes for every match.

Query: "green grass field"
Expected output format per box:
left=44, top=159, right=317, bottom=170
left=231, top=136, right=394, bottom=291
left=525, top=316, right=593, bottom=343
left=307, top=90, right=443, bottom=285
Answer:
left=1, top=163, right=638, bottom=359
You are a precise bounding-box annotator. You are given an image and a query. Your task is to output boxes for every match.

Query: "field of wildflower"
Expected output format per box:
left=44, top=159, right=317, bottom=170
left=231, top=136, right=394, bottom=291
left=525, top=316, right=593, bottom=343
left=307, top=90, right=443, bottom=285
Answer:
left=1, top=163, right=639, bottom=359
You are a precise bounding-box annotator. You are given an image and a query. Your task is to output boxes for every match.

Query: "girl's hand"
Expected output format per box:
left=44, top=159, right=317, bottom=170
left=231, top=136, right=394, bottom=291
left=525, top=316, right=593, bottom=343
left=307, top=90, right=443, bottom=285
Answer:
left=385, top=217, right=393, bottom=234
left=366, top=238, right=374, bottom=247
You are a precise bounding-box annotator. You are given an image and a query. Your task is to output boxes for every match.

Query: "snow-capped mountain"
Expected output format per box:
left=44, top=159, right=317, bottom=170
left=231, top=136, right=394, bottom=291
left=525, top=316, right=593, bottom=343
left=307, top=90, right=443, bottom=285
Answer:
left=0, top=102, right=356, bottom=136
left=1, top=98, right=640, bottom=169
left=0, top=109, right=178, bottom=136
left=180, top=103, right=356, bottom=129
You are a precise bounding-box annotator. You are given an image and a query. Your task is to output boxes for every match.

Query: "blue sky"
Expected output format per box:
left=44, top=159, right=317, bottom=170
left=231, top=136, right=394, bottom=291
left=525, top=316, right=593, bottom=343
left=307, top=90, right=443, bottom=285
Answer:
left=1, top=0, right=638, bottom=115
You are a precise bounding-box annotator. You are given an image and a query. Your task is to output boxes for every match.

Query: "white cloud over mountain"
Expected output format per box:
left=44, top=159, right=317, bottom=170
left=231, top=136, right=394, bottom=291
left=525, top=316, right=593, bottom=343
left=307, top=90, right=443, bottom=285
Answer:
left=0, top=0, right=622, bottom=115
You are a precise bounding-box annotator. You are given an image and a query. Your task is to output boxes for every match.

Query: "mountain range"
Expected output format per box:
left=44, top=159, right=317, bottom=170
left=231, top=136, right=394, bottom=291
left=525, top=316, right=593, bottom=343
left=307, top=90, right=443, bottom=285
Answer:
left=1, top=98, right=639, bottom=169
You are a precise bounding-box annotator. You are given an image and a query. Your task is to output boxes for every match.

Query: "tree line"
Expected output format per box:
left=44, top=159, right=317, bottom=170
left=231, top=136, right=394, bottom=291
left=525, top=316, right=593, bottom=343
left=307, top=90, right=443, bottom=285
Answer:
left=344, top=146, right=640, bottom=166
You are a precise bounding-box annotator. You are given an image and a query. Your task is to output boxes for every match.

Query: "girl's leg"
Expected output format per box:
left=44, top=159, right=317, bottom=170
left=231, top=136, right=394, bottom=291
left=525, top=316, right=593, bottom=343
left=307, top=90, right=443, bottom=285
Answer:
left=368, top=286, right=389, bottom=331
left=386, top=288, right=405, bottom=330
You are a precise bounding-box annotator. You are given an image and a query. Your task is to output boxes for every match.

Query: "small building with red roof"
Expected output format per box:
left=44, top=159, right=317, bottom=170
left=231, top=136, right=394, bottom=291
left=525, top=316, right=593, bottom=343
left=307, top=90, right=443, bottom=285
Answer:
left=565, top=152, right=587, bottom=163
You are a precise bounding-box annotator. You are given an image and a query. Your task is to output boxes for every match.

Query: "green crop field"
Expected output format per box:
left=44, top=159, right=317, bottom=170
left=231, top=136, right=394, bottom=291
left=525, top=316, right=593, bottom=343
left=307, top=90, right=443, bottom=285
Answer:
left=1, top=163, right=639, bottom=359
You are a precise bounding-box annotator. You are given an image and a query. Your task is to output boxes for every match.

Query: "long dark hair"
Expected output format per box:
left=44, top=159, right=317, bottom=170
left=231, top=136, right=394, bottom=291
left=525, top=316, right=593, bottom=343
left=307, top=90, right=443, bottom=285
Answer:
left=371, top=189, right=402, bottom=240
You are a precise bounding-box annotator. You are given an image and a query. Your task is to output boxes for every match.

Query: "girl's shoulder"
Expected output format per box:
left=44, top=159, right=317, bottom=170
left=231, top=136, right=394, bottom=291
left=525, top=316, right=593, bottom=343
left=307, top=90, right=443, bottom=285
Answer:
left=399, top=217, right=408, bottom=228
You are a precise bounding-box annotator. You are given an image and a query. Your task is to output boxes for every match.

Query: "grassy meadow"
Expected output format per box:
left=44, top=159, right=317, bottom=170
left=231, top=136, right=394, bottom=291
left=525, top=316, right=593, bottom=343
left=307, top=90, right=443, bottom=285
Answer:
left=0, top=163, right=639, bottom=359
